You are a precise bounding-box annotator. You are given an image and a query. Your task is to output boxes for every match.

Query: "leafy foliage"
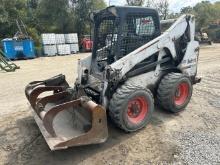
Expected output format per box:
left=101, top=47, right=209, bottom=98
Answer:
left=0, top=0, right=220, bottom=44
left=151, top=0, right=169, bottom=20
left=180, top=1, right=220, bottom=41
left=0, top=0, right=106, bottom=46
left=0, top=0, right=26, bottom=39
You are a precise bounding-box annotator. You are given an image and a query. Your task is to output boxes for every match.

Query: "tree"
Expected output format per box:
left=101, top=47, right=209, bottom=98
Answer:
left=73, top=0, right=106, bottom=37
left=146, top=0, right=169, bottom=20
left=180, top=6, right=193, bottom=14
left=0, top=0, right=107, bottom=46
left=0, top=0, right=27, bottom=40
left=153, top=0, right=169, bottom=20
left=36, top=0, right=71, bottom=33
left=193, top=1, right=215, bottom=30
left=168, top=12, right=180, bottom=19
left=27, top=0, right=39, bottom=9
left=178, top=1, right=220, bottom=41
left=126, top=0, right=145, bottom=6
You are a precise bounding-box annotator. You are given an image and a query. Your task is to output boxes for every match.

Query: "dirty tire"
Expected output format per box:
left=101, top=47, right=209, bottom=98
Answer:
left=157, top=72, right=193, bottom=113
left=109, top=83, right=154, bottom=132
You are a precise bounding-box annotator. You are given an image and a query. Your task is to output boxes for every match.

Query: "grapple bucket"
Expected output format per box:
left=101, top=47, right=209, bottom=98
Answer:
left=25, top=75, right=108, bottom=150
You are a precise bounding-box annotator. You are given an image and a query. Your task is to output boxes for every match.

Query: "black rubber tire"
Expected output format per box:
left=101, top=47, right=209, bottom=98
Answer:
left=157, top=72, right=193, bottom=113
left=109, top=83, right=154, bottom=132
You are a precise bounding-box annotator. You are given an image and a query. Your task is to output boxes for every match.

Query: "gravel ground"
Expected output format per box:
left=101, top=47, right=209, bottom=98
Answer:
left=174, top=131, right=220, bottom=165
left=0, top=44, right=219, bottom=165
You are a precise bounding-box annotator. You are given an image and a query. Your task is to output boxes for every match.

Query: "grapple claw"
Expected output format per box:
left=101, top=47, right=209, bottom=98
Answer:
left=25, top=75, right=108, bottom=150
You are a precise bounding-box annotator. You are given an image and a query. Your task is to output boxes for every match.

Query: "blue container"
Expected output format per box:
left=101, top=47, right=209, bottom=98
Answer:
left=14, top=40, right=24, bottom=59
left=23, top=39, right=35, bottom=58
left=2, top=38, right=36, bottom=59
left=2, top=39, right=17, bottom=59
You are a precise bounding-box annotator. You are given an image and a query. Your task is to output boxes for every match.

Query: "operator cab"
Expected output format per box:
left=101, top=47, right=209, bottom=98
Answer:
left=91, top=6, right=161, bottom=72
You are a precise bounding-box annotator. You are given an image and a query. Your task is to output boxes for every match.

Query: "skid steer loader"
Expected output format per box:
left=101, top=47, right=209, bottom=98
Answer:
left=25, top=6, right=201, bottom=150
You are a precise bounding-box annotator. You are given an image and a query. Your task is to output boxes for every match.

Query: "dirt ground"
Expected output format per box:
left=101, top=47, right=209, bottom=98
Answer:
left=0, top=44, right=220, bottom=165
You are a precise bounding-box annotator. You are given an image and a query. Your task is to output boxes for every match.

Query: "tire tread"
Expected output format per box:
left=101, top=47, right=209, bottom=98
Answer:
left=109, top=83, right=154, bottom=132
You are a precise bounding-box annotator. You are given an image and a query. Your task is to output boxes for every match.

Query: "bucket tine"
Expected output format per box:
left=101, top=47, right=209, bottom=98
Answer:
left=35, top=91, right=70, bottom=114
left=25, top=74, right=69, bottom=101
left=28, top=86, right=65, bottom=108
left=25, top=81, right=44, bottom=99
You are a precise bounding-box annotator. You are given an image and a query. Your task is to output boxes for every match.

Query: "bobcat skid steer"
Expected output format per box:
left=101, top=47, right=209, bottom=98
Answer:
left=25, top=6, right=201, bottom=150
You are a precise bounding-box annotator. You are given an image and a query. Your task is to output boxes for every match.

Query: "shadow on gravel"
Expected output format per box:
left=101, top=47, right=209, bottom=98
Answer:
left=5, top=105, right=180, bottom=165
left=5, top=117, right=136, bottom=165
left=152, top=105, right=181, bottom=125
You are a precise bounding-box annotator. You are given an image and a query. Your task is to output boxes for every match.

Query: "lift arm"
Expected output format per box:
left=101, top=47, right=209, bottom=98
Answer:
left=109, top=15, right=196, bottom=79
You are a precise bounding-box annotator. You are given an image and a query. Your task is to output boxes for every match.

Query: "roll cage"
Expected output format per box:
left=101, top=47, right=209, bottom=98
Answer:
left=91, top=6, right=161, bottom=73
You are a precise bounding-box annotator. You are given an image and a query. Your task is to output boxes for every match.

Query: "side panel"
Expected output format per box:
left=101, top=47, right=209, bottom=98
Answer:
left=126, top=71, right=159, bottom=90
left=178, top=41, right=199, bottom=77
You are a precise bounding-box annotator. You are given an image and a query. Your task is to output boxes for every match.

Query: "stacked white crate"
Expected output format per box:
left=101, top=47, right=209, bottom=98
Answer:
left=65, top=33, right=78, bottom=43
left=56, top=34, right=71, bottom=55
left=41, top=33, right=57, bottom=56
left=41, top=33, right=79, bottom=56
left=42, top=33, right=56, bottom=45
left=65, top=33, right=79, bottom=53
left=43, top=45, right=57, bottom=56
left=55, top=34, right=65, bottom=44
left=57, top=44, right=71, bottom=55
left=69, top=44, right=79, bottom=53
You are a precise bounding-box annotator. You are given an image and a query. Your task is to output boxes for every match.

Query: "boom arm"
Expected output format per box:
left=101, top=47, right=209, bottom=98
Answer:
left=108, top=15, right=195, bottom=79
